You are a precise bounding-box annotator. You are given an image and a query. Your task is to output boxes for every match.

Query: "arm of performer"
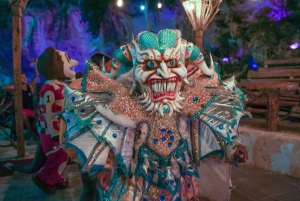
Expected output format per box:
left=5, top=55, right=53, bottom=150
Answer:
left=29, top=58, right=39, bottom=92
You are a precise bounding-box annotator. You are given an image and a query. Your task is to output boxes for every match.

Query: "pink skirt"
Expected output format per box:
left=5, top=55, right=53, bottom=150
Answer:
left=23, top=109, right=36, bottom=118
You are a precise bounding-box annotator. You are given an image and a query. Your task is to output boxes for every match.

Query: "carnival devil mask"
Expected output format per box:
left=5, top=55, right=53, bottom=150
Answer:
left=110, top=29, right=214, bottom=116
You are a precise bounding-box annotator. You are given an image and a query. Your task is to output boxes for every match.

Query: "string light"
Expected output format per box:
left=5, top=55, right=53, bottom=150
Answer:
left=157, top=2, right=162, bottom=8
left=290, top=42, right=300, bottom=50
left=189, top=3, right=195, bottom=10
left=141, top=5, right=145, bottom=10
left=117, top=0, right=123, bottom=7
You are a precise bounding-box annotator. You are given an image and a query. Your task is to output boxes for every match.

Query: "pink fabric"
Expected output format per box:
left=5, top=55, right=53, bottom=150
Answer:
left=23, top=109, right=35, bottom=118
left=38, top=134, right=69, bottom=186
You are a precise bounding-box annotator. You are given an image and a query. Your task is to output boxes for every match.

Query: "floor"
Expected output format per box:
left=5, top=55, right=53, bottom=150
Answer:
left=1, top=138, right=300, bottom=201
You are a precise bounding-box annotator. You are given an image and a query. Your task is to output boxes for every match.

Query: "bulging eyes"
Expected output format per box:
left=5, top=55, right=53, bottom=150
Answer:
left=166, top=59, right=177, bottom=67
left=146, top=60, right=159, bottom=70
left=145, top=59, right=178, bottom=70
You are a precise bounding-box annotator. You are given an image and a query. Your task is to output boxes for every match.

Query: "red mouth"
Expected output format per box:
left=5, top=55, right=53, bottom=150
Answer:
left=187, top=66, right=198, bottom=77
left=148, top=77, right=178, bottom=101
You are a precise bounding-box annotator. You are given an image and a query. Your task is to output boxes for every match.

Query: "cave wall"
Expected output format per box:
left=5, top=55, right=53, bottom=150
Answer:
left=0, top=4, right=193, bottom=84
left=0, top=0, right=299, bottom=85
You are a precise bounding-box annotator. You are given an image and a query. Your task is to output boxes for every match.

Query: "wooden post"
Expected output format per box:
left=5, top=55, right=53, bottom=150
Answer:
left=10, top=0, right=28, bottom=158
left=266, top=88, right=280, bottom=132
left=195, top=29, right=203, bottom=51
left=144, top=0, right=151, bottom=31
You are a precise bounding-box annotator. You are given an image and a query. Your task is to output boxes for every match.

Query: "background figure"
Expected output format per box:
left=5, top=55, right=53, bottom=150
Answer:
left=2, top=59, right=39, bottom=141
left=32, top=47, right=77, bottom=194
left=91, top=52, right=112, bottom=73
left=75, top=71, right=83, bottom=79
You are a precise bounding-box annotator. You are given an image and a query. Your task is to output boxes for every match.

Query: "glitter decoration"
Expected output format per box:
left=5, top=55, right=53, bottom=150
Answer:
left=192, top=96, right=200, bottom=103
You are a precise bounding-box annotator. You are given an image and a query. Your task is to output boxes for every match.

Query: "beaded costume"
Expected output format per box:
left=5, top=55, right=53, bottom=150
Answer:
left=55, top=29, right=250, bottom=200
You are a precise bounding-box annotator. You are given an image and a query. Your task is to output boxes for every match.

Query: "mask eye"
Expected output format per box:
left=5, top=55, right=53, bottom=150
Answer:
left=146, top=60, right=158, bottom=70
left=65, top=53, right=71, bottom=63
left=167, top=59, right=177, bottom=67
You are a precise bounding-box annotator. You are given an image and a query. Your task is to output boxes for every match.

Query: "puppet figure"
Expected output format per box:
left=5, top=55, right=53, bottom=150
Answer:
left=55, top=29, right=249, bottom=200
left=32, top=47, right=78, bottom=194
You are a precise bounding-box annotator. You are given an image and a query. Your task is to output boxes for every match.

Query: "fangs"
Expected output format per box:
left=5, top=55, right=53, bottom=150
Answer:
left=149, top=77, right=178, bottom=100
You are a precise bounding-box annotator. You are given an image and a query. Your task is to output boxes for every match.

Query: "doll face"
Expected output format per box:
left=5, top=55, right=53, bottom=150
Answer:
left=57, top=50, right=78, bottom=80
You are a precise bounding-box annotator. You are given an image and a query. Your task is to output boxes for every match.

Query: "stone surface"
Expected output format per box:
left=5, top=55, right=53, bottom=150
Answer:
left=2, top=164, right=300, bottom=201
left=239, top=126, right=300, bottom=178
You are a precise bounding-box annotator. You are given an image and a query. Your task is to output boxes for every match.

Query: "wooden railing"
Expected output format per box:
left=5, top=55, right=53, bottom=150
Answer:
left=238, top=58, right=300, bottom=132
left=0, top=89, right=17, bottom=148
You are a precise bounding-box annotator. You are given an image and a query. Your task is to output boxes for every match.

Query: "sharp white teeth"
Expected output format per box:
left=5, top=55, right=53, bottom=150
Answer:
left=146, top=102, right=154, bottom=111
left=154, top=102, right=160, bottom=111
left=158, top=106, right=164, bottom=116
left=138, top=93, right=146, bottom=99
left=145, top=98, right=151, bottom=107
left=167, top=82, right=171, bottom=91
left=163, top=82, right=167, bottom=91
left=141, top=95, right=149, bottom=103
left=176, top=95, right=184, bottom=101
left=172, top=82, right=176, bottom=91
left=168, top=107, right=173, bottom=116
left=175, top=102, right=183, bottom=109
left=154, top=83, right=158, bottom=93
left=184, top=78, right=190, bottom=85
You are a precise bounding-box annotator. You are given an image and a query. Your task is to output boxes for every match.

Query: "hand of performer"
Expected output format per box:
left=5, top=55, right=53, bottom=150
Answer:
left=96, top=169, right=113, bottom=190
left=96, top=150, right=116, bottom=190
left=233, top=144, right=248, bottom=163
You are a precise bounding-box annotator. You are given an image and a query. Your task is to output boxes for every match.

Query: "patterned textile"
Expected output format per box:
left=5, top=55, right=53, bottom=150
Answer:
left=58, top=29, right=250, bottom=201
left=37, top=80, right=64, bottom=137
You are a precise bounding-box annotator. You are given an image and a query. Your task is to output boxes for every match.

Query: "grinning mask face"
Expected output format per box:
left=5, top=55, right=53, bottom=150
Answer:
left=131, top=29, right=188, bottom=116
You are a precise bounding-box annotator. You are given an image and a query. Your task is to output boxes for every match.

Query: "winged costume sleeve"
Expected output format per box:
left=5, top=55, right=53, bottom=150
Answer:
left=52, top=61, right=144, bottom=177
left=182, top=64, right=251, bottom=164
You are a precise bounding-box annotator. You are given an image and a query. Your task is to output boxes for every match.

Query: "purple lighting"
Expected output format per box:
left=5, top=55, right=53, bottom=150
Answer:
left=266, top=0, right=290, bottom=21
left=290, top=42, right=300, bottom=50
left=267, top=9, right=289, bottom=21
left=222, top=57, right=229, bottom=63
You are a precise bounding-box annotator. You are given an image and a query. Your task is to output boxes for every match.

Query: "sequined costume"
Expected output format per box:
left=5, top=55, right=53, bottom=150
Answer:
left=56, top=29, right=250, bottom=200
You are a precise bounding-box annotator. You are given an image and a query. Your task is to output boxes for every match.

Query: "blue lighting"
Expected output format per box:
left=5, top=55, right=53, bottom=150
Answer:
left=249, top=57, right=258, bottom=70
left=141, top=5, right=145, bottom=10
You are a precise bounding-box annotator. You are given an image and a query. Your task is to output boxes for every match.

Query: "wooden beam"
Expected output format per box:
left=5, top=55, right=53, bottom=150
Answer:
left=247, top=107, right=300, bottom=118
left=244, top=99, right=298, bottom=108
left=11, top=3, right=27, bottom=158
left=264, top=58, right=300, bottom=67
left=238, top=79, right=300, bottom=92
left=240, top=79, right=300, bottom=83
left=248, top=68, right=300, bottom=79
left=242, top=89, right=300, bottom=98
left=243, top=91, right=300, bottom=101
